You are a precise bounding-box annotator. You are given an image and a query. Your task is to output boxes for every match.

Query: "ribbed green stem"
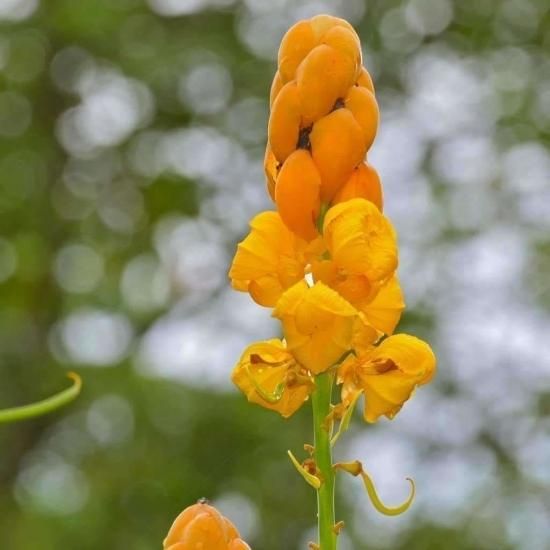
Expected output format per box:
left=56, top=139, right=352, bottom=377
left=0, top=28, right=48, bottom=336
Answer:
left=0, top=373, right=81, bottom=424
left=312, top=371, right=337, bottom=550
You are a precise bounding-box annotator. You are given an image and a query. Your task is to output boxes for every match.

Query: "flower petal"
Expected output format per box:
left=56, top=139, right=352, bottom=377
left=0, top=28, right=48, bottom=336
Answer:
left=362, top=275, right=405, bottom=335
left=339, top=333, right=435, bottom=422
left=229, top=211, right=307, bottom=307
left=351, top=314, right=379, bottom=353
left=362, top=334, right=436, bottom=421
left=323, top=198, right=398, bottom=283
left=362, top=371, right=420, bottom=422
left=274, top=282, right=358, bottom=373
left=371, top=334, right=436, bottom=382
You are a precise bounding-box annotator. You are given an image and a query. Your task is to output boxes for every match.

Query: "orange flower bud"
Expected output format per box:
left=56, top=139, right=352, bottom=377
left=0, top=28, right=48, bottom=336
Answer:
left=275, top=149, right=321, bottom=241
left=296, top=44, right=356, bottom=126
left=268, top=81, right=302, bottom=163
left=344, top=86, right=379, bottom=151
left=278, top=20, right=316, bottom=83
left=264, top=146, right=279, bottom=201
left=309, top=14, right=356, bottom=41
left=356, top=67, right=375, bottom=94
left=269, top=71, right=284, bottom=108
left=310, top=108, right=366, bottom=201
left=163, top=499, right=251, bottom=550
left=321, top=25, right=362, bottom=79
left=332, top=162, right=383, bottom=211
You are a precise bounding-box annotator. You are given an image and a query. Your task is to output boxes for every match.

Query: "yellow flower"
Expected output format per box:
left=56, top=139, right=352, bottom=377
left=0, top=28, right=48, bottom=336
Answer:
left=339, top=334, right=435, bottom=422
left=232, top=339, right=314, bottom=418
left=228, top=211, right=308, bottom=307
left=321, top=197, right=398, bottom=287
left=273, top=281, right=358, bottom=374
left=310, top=199, right=400, bottom=326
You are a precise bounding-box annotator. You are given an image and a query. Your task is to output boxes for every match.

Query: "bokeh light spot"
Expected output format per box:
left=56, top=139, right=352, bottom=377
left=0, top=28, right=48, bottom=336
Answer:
left=53, top=243, right=105, bottom=294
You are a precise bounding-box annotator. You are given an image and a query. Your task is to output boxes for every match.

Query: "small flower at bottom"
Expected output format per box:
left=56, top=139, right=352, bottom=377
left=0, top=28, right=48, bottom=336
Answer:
left=163, top=498, right=251, bottom=550
left=339, top=334, right=436, bottom=423
left=273, top=281, right=358, bottom=374
left=232, top=339, right=314, bottom=418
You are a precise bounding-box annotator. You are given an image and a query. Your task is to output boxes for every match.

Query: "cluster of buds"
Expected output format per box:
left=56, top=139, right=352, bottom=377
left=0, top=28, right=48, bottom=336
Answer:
left=265, top=14, right=381, bottom=242
left=230, top=14, right=435, bottom=424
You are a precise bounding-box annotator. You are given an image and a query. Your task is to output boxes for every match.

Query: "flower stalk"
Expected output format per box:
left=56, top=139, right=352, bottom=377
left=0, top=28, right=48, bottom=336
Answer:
left=312, top=371, right=337, bottom=550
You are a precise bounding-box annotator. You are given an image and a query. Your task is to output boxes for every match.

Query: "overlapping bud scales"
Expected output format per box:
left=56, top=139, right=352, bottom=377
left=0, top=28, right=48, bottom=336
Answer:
left=229, top=15, right=435, bottom=423
left=266, top=14, right=381, bottom=241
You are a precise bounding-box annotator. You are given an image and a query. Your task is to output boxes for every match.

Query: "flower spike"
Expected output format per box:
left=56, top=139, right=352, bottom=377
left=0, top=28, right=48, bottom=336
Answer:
left=225, top=13, right=436, bottom=550
left=287, top=450, right=322, bottom=489
left=0, top=372, right=82, bottom=424
left=334, top=460, right=415, bottom=516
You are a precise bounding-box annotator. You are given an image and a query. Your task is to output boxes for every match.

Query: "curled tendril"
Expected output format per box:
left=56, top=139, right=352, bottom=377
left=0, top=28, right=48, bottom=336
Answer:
left=287, top=450, right=322, bottom=489
left=245, top=364, right=285, bottom=403
left=334, top=460, right=415, bottom=516
left=0, top=372, right=82, bottom=424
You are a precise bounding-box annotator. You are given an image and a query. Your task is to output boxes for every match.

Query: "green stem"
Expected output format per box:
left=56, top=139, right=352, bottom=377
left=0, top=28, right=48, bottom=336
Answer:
left=0, top=372, right=81, bottom=424
left=312, top=371, right=337, bottom=550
